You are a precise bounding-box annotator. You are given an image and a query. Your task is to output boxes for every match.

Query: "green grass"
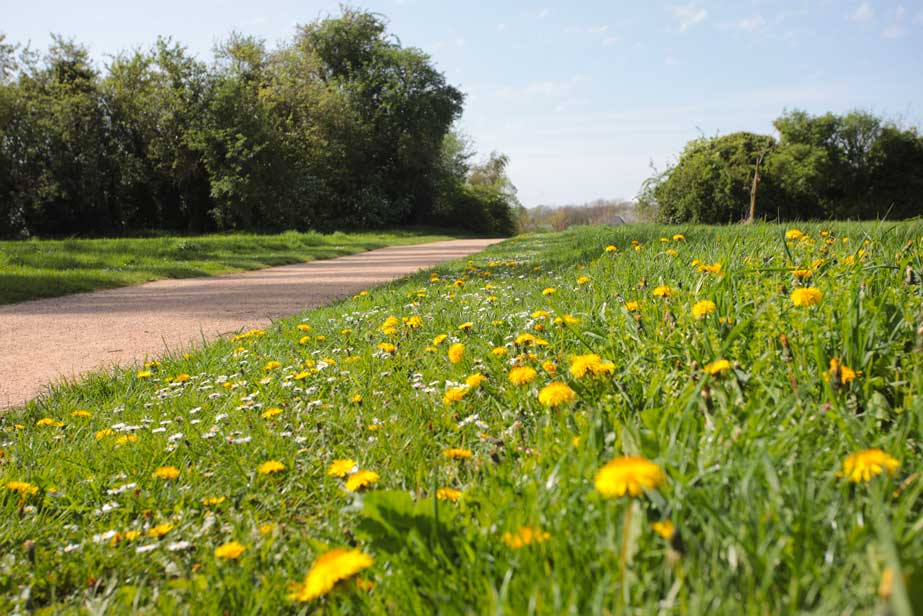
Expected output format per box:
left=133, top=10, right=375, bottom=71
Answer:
left=0, top=228, right=464, bottom=305
left=2, top=221, right=923, bottom=614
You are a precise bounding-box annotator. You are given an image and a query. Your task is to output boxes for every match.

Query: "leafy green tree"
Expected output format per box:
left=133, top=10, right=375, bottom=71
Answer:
left=653, top=132, right=776, bottom=224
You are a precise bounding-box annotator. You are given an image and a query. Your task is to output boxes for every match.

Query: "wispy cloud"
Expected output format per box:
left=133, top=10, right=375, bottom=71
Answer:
left=882, top=5, right=907, bottom=38
left=914, top=11, right=923, bottom=25
left=602, top=36, right=619, bottom=47
left=719, top=16, right=766, bottom=32
left=587, top=25, right=609, bottom=34
left=536, top=8, right=550, bottom=19
left=496, top=23, right=507, bottom=32
left=848, top=2, right=874, bottom=24
left=671, top=3, right=708, bottom=32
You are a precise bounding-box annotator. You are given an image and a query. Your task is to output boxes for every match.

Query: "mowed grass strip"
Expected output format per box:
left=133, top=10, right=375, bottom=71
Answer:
left=0, top=228, right=462, bottom=305
left=2, top=221, right=923, bottom=613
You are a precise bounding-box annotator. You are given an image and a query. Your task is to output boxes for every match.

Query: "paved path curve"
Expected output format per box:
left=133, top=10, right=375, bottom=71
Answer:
left=0, top=239, right=502, bottom=409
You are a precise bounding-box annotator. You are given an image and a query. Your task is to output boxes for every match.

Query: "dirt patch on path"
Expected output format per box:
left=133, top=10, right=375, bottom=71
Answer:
left=0, top=239, right=502, bottom=409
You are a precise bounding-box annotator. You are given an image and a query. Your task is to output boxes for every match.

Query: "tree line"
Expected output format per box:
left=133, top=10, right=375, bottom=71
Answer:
left=639, top=109, right=923, bottom=224
left=0, top=9, right=519, bottom=238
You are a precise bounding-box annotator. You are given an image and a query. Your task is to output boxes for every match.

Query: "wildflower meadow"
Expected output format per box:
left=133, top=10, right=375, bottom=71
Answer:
left=2, top=222, right=922, bottom=614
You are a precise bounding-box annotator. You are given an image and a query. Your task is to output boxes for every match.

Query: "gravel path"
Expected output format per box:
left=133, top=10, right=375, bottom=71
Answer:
left=0, top=239, right=501, bottom=409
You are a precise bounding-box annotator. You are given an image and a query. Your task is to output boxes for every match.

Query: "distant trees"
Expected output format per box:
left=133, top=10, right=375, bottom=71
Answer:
left=641, top=109, right=923, bottom=223
left=519, top=198, right=641, bottom=232
left=0, top=9, right=517, bottom=237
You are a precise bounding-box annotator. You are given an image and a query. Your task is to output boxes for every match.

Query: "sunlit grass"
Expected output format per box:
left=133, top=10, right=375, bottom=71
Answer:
left=1, top=221, right=922, bottom=613
left=0, top=228, right=463, bottom=304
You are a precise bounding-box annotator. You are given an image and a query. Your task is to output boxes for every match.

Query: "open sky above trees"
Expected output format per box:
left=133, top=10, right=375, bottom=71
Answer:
left=4, top=0, right=923, bottom=206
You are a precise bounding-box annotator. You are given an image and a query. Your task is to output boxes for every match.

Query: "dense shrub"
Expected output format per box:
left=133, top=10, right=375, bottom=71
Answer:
left=0, top=12, right=518, bottom=238
left=643, top=110, right=923, bottom=223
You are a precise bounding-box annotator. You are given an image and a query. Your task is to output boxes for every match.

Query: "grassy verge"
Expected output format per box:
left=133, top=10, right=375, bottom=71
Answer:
left=0, top=228, right=464, bottom=305
left=2, top=221, right=923, bottom=613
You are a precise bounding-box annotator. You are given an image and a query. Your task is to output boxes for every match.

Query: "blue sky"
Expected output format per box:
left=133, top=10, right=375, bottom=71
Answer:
left=3, top=0, right=923, bottom=206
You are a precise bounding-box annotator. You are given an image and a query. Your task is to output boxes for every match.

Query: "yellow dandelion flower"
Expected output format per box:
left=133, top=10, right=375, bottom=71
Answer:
left=542, top=287, right=556, bottom=295
left=115, top=434, right=138, bottom=445
left=136, top=370, right=152, bottom=378
left=71, top=410, right=92, bottom=418
left=697, top=262, right=722, bottom=274
left=173, top=373, right=190, bottom=383
left=377, top=342, right=396, bottom=354
left=542, top=360, right=557, bottom=374
left=297, top=324, right=313, bottom=332
left=432, top=334, right=448, bottom=346
left=594, top=455, right=666, bottom=498
left=153, top=466, right=180, bottom=480
left=625, top=301, right=640, bottom=312
left=538, top=382, right=577, bottom=407
left=651, top=520, right=675, bottom=540
left=508, top=365, right=538, bottom=385
left=6, top=480, right=39, bottom=496
left=264, top=361, right=282, bottom=371
left=403, top=316, right=423, bottom=328
left=605, top=245, right=617, bottom=253
left=95, top=428, right=114, bottom=440
left=345, top=470, right=379, bottom=492
left=703, top=359, right=731, bottom=375
left=458, top=322, right=474, bottom=331
left=351, top=394, right=363, bottom=404
left=673, top=234, right=685, bottom=241
left=785, top=229, right=804, bottom=240
left=840, top=449, right=900, bottom=482
left=503, top=526, right=551, bottom=549
left=465, top=373, right=486, bottom=388
left=691, top=300, right=717, bottom=318
left=436, top=488, right=462, bottom=502
left=652, top=285, right=674, bottom=298
left=148, top=522, right=174, bottom=538
left=491, top=346, right=509, bottom=357
left=202, top=496, right=226, bottom=506
left=793, top=268, right=813, bottom=280
left=261, top=407, right=283, bottom=419
left=259, top=523, right=277, bottom=536
left=443, top=387, right=468, bottom=405
left=214, top=541, right=246, bottom=560
left=828, top=357, right=859, bottom=384
left=287, top=548, right=374, bottom=603
left=258, top=460, right=286, bottom=475
left=577, top=275, right=590, bottom=284
left=442, top=448, right=473, bottom=460
left=448, top=343, right=465, bottom=364
left=569, top=354, right=615, bottom=379
left=36, top=417, right=64, bottom=428
left=791, top=287, right=823, bottom=307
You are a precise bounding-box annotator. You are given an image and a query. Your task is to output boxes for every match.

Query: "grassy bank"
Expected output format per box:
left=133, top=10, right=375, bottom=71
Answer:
left=2, top=221, right=922, bottom=613
left=0, top=229, right=463, bottom=305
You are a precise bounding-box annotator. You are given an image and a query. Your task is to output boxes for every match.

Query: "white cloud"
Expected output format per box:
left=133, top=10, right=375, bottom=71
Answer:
left=719, top=16, right=766, bottom=32
left=849, top=2, right=874, bottom=24
left=914, top=11, right=923, bottom=25
left=671, top=3, right=708, bottom=32
left=536, top=8, right=550, bottom=19
left=496, top=23, right=507, bottom=32
left=882, top=5, right=908, bottom=38
left=454, top=38, right=466, bottom=47
left=602, top=36, right=620, bottom=47
left=588, top=25, right=609, bottom=33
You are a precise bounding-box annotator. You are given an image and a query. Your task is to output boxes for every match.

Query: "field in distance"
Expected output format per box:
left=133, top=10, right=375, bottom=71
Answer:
left=0, top=228, right=464, bottom=305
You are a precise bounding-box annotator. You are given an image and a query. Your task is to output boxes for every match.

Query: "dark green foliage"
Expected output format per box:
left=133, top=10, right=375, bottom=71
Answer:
left=646, top=109, right=923, bottom=223
left=0, top=10, right=516, bottom=237
left=651, top=132, right=776, bottom=224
